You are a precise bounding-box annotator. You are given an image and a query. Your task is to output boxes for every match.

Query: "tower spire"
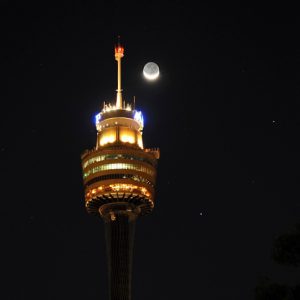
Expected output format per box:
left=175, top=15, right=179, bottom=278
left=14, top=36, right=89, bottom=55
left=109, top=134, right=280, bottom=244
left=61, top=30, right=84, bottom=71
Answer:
left=115, top=36, right=124, bottom=109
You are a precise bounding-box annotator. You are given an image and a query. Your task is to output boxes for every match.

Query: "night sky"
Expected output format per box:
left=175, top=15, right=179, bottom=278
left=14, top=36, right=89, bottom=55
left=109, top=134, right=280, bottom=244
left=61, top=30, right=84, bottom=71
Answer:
left=1, top=1, right=300, bottom=299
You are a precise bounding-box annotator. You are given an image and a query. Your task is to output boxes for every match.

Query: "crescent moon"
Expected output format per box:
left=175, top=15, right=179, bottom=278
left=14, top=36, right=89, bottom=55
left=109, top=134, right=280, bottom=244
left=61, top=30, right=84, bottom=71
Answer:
left=143, top=62, right=160, bottom=80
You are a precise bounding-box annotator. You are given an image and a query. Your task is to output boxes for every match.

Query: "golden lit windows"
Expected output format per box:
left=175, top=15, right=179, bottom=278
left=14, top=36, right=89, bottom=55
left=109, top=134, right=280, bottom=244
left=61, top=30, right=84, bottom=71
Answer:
left=119, top=127, right=136, bottom=144
left=85, top=183, right=152, bottom=200
left=99, top=128, right=116, bottom=146
left=83, top=163, right=154, bottom=178
left=84, top=173, right=154, bottom=188
left=82, top=153, right=155, bottom=169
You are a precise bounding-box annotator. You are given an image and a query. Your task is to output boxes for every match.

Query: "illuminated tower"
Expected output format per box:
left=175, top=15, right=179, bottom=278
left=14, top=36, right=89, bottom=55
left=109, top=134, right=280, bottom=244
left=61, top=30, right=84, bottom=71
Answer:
left=81, top=41, right=159, bottom=300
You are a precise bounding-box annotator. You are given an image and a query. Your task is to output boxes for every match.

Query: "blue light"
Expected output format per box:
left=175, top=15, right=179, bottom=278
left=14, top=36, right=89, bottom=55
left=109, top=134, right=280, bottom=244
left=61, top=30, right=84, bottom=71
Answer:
left=134, top=111, right=144, bottom=128
left=95, top=113, right=101, bottom=125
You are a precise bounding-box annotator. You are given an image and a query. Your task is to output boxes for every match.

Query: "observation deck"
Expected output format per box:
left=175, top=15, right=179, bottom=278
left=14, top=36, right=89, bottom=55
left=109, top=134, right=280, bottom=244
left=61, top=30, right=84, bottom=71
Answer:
left=81, top=101, right=159, bottom=219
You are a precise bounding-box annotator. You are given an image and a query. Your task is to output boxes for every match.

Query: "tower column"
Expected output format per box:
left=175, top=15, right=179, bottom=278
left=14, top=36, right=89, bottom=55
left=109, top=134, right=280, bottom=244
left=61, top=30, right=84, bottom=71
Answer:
left=100, top=203, right=140, bottom=300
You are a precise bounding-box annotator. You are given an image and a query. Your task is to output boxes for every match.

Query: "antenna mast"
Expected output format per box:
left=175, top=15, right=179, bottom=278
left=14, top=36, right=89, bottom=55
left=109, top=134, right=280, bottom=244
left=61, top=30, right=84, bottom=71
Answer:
left=115, top=36, right=124, bottom=109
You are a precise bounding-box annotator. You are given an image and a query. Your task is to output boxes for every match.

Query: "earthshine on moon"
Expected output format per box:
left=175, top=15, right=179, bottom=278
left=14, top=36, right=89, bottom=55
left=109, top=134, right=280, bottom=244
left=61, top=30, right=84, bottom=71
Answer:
left=143, top=62, right=159, bottom=80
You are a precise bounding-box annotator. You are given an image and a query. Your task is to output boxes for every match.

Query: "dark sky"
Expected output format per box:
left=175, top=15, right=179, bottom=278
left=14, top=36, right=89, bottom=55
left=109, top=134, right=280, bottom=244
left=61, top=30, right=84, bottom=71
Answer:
left=1, top=1, right=300, bottom=299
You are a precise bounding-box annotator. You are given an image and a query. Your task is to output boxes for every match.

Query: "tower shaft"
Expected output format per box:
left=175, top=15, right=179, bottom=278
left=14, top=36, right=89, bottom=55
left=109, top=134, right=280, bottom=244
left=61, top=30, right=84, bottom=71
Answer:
left=104, top=210, right=137, bottom=300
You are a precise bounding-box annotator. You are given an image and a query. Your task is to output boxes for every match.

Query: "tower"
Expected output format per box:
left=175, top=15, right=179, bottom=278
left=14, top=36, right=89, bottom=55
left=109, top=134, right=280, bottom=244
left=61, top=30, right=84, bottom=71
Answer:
left=81, top=40, right=159, bottom=300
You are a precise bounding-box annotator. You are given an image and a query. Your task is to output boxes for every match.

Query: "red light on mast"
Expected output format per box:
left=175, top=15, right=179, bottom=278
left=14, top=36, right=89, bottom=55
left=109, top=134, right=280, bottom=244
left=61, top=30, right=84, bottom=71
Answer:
left=115, top=45, right=124, bottom=56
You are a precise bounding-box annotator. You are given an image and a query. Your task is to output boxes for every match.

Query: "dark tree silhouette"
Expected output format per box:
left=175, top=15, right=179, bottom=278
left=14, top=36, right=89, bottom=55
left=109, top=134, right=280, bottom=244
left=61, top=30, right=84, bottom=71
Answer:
left=255, top=278, right=297, bottom=300
left=273, top=224, right=300, bottom=267
left=255, top=223, right=300, bottom=300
